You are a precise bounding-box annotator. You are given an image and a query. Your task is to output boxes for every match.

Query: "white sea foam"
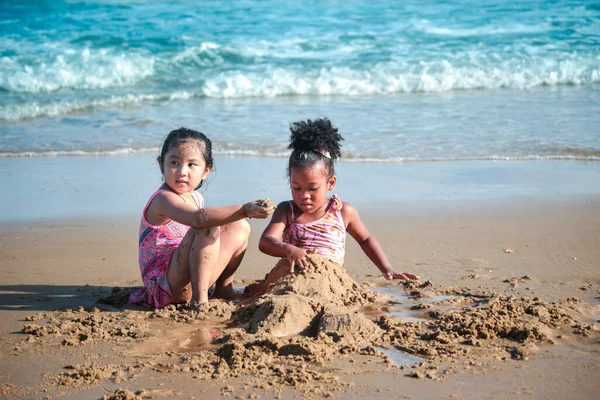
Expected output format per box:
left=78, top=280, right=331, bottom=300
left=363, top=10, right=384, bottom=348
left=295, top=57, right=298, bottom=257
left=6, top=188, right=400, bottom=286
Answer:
left=2, top=36, right=597, bottom=102
left=0, top=148, right=158, bottom=158
left=0, top=92, right=178, bottom=121
left=2, top=147, right=598, bottom=163
left=2, top=51, right=598, bottom=121
left=0, top=48, right=154, bottom=93
left=196, top=56, right=600, bottom=99
left=412, top=19, right=553, bottom=37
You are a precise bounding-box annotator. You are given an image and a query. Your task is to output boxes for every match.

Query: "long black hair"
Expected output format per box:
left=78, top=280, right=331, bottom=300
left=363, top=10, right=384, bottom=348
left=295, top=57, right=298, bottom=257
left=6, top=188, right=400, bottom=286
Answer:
left=287, top=118, right=344, bottom=178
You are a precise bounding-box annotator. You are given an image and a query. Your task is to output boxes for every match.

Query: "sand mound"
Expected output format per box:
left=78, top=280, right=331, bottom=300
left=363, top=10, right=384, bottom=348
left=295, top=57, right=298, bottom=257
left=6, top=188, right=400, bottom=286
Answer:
left=243, top=255, right=383, bottom=306
left=316, top=305, right=383, bottom=343
left=241, top=294, right=321, bottom=337
left=237, top=255, right=384, bottom=341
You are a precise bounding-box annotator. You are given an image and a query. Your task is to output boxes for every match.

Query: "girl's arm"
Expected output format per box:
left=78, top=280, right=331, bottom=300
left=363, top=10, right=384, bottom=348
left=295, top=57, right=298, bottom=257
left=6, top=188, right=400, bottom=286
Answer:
left=259, top=202, right=309, bottom=272
left=147, top=190, right=273, bottom=228
left=343, top=202, right=419, bottom=281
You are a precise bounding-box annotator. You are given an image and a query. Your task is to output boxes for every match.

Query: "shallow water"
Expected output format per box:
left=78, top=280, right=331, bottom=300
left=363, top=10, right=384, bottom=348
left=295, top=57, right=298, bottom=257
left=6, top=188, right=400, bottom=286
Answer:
left=372, top=285, right=470, bottom=323
left=433, top=295, right=460, bottom=302
left=371, top=286, right=410, bottom=302
left=378, top=347, right=424, bottom=367
left=387, top=311, right=426, bottom=323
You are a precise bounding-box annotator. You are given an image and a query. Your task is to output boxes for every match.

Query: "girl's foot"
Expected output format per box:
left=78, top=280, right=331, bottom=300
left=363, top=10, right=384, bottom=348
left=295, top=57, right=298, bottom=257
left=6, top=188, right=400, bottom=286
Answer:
left=211, top=286, right=242, bottom=302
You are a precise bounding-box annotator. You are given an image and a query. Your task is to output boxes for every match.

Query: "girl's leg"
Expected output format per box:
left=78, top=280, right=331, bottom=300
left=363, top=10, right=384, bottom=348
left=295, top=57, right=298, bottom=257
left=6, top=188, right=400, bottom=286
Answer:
left=167, top=226, right=219, bottom=305
left=189, top=226, right=221, bottom=304
left=212, top=220, right=250, bottom=299
left=167, top=219, right=251, bottom=305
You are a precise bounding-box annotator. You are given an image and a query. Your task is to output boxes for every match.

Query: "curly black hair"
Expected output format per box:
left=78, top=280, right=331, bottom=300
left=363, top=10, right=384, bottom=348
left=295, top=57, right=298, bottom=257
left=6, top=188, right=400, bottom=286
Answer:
left=287, top=118, right=344, bottom=178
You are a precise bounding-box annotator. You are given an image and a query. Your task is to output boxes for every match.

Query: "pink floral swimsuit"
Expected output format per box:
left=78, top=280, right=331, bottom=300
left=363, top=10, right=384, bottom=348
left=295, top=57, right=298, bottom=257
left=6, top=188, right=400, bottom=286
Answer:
left=282, top=195, right=346, bottom=264
left=129, top=189, right=204, bottom=309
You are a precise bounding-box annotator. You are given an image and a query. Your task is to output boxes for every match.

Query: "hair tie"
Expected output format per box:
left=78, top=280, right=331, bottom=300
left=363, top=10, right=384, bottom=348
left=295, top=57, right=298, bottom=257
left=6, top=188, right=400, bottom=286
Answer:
left=314, top=148, right=331, bottom=159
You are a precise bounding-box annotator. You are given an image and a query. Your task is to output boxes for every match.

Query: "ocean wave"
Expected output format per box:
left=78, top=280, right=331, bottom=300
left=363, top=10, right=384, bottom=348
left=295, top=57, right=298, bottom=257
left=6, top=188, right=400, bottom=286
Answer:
left=0, top=92, right=185, bottom=121
left=412, top=19, right=553, bottom=37
left=340, top=155, right=600, bottom=163
left=199, top=56, right=600, bottom=97
left=0, top=48, right=155, bottom=93
left=0, top=148, right=159, bottom=158
left=2, top=147, right=598, bottom=163
left=1, top=32, right=599, bottom=97
left=2, top=55, right=598, bottom=121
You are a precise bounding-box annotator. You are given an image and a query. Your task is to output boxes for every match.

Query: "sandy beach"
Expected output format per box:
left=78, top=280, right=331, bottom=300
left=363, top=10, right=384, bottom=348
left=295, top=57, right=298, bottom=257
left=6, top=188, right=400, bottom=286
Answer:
left=1, top=156, right=599, bottom=399
left=3, top=1, right=599, bottom=398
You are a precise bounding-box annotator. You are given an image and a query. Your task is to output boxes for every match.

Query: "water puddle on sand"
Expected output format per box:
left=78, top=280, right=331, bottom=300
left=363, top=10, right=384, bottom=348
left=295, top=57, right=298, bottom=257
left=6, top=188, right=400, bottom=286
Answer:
left=371, top=286, right=468, bottom=323
left=371, top=286, right=410, bottom=303
left=371, top=286, right=424, bottom=322
left=387, top=311, right=427, bottom=323
left=433, top=295, right=460, bottom=302
left=377, top=347, right=424, bottom=367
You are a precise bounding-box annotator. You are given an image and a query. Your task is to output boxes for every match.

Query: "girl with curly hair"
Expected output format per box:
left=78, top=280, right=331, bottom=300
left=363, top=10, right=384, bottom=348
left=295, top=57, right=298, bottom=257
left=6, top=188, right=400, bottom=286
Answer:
left=259, top=118, right=419, bottom=281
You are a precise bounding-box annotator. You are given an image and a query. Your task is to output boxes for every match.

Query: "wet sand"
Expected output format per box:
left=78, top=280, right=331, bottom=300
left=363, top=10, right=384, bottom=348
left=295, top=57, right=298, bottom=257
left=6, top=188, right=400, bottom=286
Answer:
left=1, top=192, right=599, bottom=399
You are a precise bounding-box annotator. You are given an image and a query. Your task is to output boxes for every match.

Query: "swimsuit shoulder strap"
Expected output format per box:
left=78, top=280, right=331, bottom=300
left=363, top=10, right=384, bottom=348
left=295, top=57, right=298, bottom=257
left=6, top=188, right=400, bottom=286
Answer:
left=288, top=200, right=296, bottom=220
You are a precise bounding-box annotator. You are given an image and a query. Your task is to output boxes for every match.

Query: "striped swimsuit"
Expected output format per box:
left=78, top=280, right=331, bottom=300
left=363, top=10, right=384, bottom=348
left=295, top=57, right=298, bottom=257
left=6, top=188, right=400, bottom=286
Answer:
left=282, top=195, right=346, bottom=264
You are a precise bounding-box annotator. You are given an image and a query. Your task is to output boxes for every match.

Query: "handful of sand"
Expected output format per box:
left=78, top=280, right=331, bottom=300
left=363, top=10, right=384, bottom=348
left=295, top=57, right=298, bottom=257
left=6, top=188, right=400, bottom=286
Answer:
left=256, top=198, right=276, bottom=215
left=256, top=198, right=275, bottom=208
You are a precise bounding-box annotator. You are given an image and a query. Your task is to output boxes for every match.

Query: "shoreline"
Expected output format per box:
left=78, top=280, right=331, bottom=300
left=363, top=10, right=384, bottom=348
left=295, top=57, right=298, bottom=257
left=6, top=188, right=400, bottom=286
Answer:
left=2, top=153, right=600, bottom=224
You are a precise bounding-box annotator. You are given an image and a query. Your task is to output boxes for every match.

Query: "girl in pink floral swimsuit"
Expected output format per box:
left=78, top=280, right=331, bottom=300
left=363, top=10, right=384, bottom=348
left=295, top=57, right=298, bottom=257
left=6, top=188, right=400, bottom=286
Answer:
left=259, top=118, right=419, bottom=281
left=129, top=128, right=275, bottom=310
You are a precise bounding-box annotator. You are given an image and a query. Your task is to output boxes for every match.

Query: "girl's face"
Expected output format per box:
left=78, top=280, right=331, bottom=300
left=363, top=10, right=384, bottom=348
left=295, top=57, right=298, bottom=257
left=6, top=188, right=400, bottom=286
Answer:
left=290, top=162, right=336, bottom=215
left=159, top=141, right=211, bottom=195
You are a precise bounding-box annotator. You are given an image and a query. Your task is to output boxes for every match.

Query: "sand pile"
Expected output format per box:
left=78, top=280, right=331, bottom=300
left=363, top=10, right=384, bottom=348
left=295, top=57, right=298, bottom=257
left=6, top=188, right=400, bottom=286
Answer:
left=21, top=306, right=150, bottom=347
left=243, top=256, right=382, bottom=306
left=101, top=388, right=180, bottom=400
left=238, top=256, right=384, bottom=340
left=375, top=290, right=588, bottom=364
left=14, top=255, right=599, bottom=397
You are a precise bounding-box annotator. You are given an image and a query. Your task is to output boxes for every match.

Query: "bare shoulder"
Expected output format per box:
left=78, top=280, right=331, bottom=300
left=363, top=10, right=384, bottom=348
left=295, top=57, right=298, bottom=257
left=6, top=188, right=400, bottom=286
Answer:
left=340, top=201, right=370, bottom=239
left=340, top=201, right=360, bottom=218
left=149, top=189, right=178, bottom=209
left=268, top=200, right=293, bottom=224
left=144, top=189, right=177, bottom=225
left=275, top=200, right=292, bottom=210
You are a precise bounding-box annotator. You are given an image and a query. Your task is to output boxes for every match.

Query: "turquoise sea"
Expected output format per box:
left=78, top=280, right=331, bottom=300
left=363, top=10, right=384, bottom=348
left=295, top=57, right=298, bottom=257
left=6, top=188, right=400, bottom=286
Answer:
left=1, top=0, right=599, bottom=161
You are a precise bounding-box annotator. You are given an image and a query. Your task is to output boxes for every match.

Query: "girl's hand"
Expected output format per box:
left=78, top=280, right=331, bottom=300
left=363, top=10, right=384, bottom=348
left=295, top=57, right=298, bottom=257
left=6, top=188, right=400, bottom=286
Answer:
left=382, top=268, right=420, bottom=281
left=286, top=246, right=309, bottom=274
left=244, top=199, right=276, bottom=219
